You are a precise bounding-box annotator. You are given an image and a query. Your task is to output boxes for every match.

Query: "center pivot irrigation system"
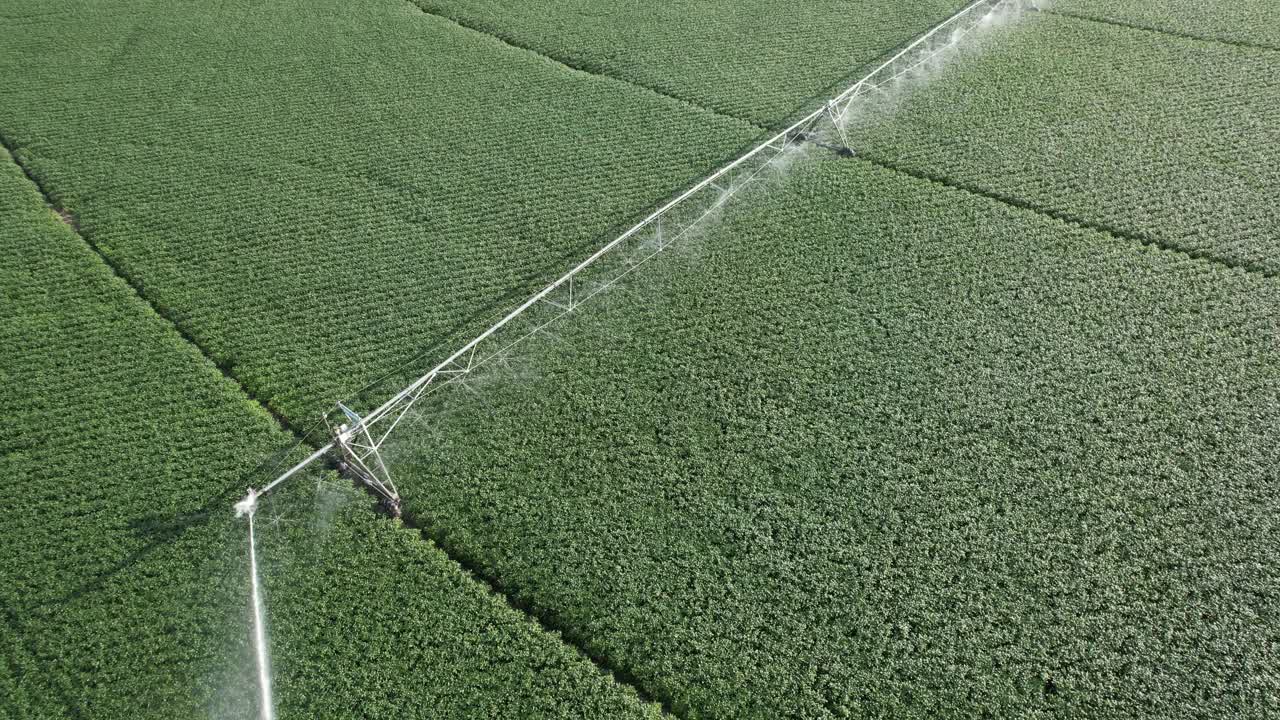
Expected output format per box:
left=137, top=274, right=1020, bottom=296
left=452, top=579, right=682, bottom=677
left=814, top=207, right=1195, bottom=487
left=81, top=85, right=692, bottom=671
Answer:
left=236, top=0, right=1038, bottom=713
left=237, top=0, right=1040, bottom=523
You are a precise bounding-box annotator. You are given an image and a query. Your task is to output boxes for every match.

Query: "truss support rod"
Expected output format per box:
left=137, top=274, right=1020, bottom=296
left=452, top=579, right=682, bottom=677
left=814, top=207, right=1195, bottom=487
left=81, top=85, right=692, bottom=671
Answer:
left=332, top=426, right=402, bottom=517
left=825, top=101, right=853, bottom=154
left=358, top=421, right=397, bottom=498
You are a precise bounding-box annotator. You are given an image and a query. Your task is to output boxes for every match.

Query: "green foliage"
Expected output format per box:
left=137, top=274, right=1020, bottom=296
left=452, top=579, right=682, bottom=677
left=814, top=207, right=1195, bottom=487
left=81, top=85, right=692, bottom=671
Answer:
left=0, top=152, right=658, bottom=718
left=391, top=155, right=1280, bottom=718
left=1054, top=0, right=1280, bottom=49
left=414, top=0, right=973, bottom=127
left=843, top=13, right=1280, bottom=273
left=0, top=0, right=759, bottom=421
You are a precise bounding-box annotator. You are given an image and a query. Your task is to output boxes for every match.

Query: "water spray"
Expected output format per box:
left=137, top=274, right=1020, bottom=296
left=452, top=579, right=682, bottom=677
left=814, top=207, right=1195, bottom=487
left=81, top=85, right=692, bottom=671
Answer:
left=236, top=489, right=275, bottom=720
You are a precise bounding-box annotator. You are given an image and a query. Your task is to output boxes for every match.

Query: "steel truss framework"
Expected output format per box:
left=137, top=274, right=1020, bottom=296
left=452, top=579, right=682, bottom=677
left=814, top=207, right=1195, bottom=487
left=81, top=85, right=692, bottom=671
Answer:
left=242, top=0, right=1040, bottom=515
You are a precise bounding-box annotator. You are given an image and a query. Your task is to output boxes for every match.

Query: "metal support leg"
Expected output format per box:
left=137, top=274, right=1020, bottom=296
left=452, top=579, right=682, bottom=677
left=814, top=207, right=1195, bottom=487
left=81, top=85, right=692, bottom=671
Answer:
left=826, top=100, right=855, bottom=157
left=332, top=411, right=402, bottom=518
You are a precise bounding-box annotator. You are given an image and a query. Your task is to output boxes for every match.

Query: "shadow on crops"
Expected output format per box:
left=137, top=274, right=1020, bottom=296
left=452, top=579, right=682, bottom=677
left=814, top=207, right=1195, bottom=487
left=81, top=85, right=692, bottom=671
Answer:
left=2, top=603, right=86, bottom=717
left=45, top=486, right=242, bottom=612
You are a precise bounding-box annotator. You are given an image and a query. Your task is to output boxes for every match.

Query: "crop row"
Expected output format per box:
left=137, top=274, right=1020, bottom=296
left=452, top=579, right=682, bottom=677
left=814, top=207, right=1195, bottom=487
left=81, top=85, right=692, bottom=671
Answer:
left=842, top=12, right=1280, bottom=274
left=0, top=151, right=658, bottom=717
left=0, top=0, right=760, bottom=422
left=415, top=0, right=974, bottom=127
left=385, top=155, right=1280, bottom=718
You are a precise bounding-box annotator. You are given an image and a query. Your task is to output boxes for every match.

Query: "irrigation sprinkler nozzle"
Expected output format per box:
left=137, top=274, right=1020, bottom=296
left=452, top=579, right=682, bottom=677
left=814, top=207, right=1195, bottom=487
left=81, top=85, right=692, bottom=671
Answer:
left=235, top=488, right=258, bottom=518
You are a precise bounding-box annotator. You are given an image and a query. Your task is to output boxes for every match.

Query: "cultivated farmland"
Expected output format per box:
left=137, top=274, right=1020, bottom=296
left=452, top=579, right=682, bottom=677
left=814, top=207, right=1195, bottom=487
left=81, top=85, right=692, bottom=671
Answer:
left=4, top=0, right=1279, bottom=718
left=0, top=151, right=658, bottom=718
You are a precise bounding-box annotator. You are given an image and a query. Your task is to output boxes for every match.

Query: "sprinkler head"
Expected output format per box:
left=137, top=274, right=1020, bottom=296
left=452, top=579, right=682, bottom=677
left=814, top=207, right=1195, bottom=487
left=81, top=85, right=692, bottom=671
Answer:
left=235, top=488, right=258, bottom=518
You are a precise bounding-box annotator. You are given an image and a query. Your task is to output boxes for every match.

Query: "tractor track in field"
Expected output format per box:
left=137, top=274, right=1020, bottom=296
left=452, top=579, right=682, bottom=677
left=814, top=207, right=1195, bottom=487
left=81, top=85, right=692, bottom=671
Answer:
left=0, top=135, right=302, bottom=440
left=403, top=0, right=771, bottom=134
left=394, top=506, right=692, bottom=719
left=1045, top=8, right=1280, bottom=55
left=847, top=150, right=1278, bottom=280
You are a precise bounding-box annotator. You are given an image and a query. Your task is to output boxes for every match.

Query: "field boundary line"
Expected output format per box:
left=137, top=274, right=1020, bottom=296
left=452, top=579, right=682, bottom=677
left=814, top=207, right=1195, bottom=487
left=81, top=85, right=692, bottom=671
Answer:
left=854, top=152, right=1278, bottom=279
left=1045, top=8, right=1280, bottom=54
left=396, top=508, right=688, bottom=718
left=403, top=0, right=770, bottom=132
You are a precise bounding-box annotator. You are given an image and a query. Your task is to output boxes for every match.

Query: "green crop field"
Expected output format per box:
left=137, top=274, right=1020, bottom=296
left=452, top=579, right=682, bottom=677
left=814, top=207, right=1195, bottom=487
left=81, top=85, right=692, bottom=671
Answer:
left=4, top=0, right=1278, bottom=717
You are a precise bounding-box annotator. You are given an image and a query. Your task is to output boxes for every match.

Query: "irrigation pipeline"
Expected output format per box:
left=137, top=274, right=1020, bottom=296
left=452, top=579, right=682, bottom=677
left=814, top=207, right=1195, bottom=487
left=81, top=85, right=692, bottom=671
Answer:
left=254, top=443, right=334, bottom=499
left=235, top=0, right=1039, bottom=516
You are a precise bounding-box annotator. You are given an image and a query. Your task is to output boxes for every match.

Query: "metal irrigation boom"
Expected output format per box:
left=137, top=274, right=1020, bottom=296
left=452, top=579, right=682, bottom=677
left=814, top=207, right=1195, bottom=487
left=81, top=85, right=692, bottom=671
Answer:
left=238, top=0, right=1037, bottom=516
